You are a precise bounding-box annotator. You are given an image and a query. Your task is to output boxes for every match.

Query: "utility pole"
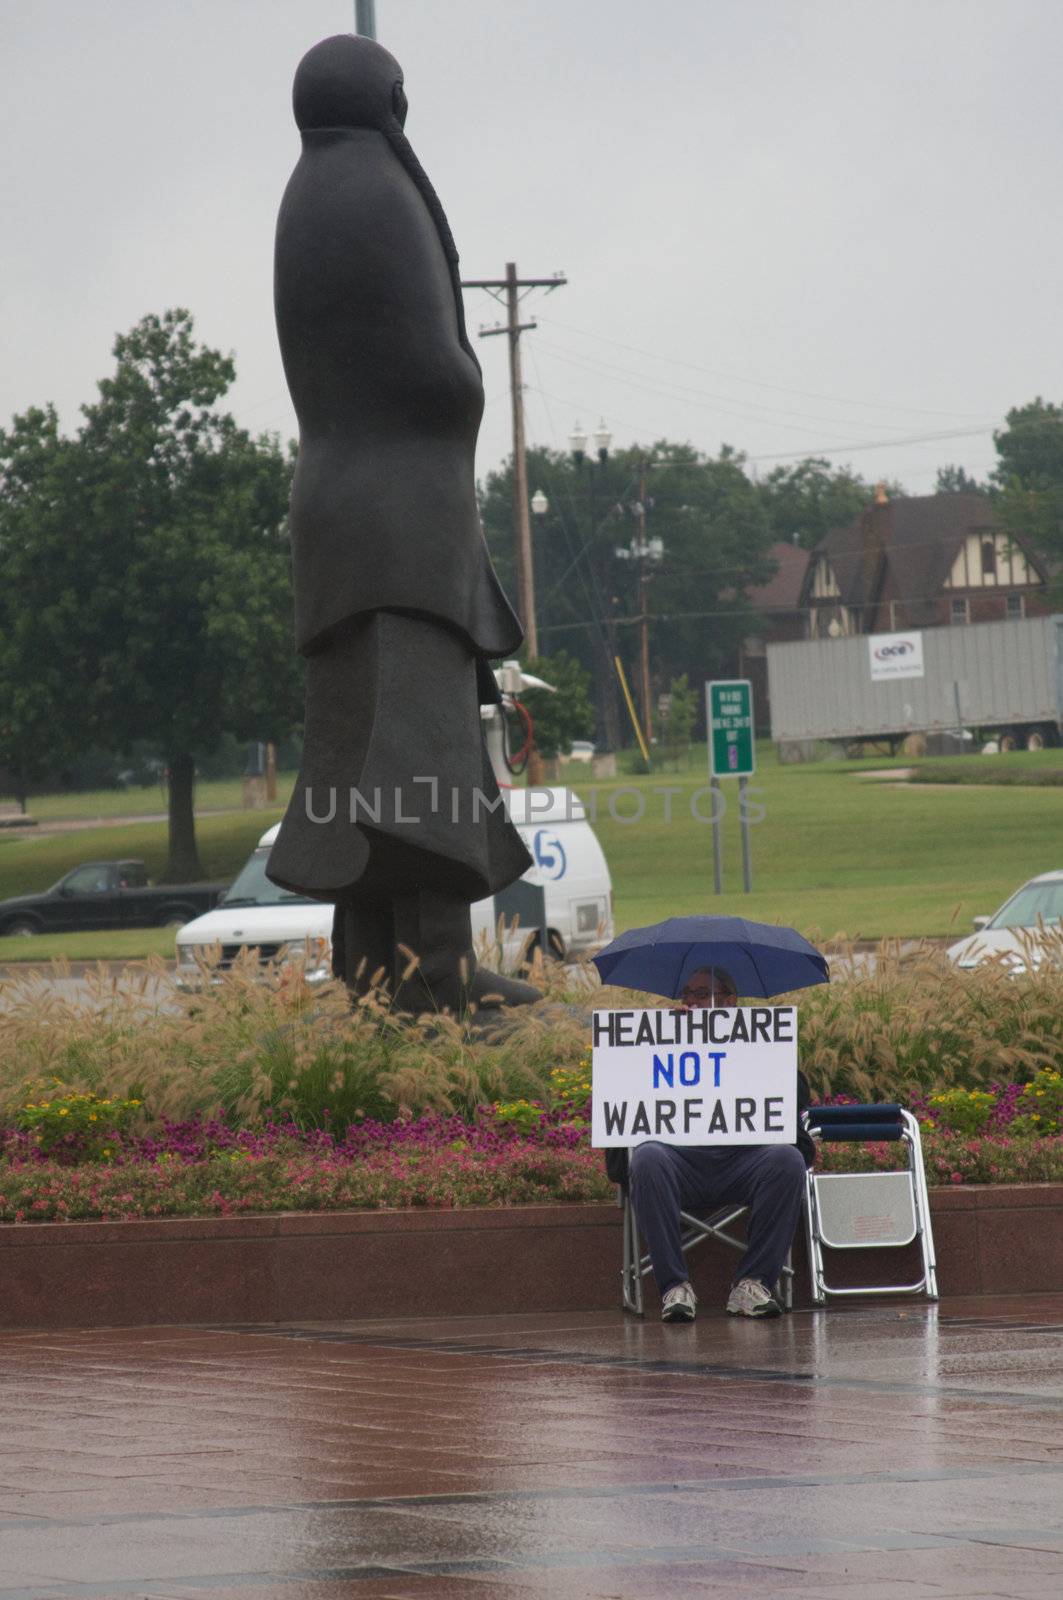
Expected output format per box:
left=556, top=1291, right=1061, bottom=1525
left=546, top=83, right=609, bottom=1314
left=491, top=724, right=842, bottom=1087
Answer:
left=354, top=0, right=377, bottom=37
left=462, top=264, right=566, bottom=660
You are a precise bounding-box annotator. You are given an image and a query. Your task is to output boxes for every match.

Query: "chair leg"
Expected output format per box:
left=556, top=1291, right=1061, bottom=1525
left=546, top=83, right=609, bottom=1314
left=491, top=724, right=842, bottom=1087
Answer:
left=805, top=1171, right=826, bottom=1304
left=621, top=1191, right=644, bottom=1316
left=775, top=1248, right=794, bottom=1312
left=903, top=1115, right=939, bottom=1301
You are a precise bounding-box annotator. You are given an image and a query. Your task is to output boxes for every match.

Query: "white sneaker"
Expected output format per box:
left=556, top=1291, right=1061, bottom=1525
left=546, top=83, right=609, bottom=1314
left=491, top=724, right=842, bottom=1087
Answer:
left=661, top=1281, right=697, bottom=1323
left=726, top=1278, right=782, bottom=1318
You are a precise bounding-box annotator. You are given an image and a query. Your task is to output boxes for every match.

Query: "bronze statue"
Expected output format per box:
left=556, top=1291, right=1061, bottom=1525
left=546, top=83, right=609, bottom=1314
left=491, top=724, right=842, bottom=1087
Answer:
left=267, top=34, right=538, bottom=1013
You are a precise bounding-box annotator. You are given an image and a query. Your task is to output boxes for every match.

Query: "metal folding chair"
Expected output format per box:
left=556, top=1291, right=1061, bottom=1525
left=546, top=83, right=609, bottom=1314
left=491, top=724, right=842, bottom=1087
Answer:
left=803, top=1104, right=938, bottom=1303
left=619, top=1181, right=794, bottom=1316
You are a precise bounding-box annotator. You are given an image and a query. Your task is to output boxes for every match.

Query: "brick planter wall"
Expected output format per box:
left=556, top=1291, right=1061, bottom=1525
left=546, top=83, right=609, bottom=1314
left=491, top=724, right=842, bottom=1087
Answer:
left=0, top=1183, right=1060, bottom=1330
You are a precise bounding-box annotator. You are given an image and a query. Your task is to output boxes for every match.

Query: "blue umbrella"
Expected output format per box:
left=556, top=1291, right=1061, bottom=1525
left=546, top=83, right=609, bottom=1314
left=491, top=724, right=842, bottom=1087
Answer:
left=592, top=915, right=828, bottom=1002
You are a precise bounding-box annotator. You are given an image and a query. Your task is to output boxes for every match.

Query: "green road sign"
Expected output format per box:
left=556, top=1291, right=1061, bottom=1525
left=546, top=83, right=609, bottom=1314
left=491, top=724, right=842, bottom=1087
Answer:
left=707, top=679, right=755, bottom=777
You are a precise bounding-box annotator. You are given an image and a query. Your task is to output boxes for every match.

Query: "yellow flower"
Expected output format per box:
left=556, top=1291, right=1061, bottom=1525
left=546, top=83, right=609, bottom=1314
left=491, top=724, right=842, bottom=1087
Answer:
left=58, top=1109, right=69, bottom=1117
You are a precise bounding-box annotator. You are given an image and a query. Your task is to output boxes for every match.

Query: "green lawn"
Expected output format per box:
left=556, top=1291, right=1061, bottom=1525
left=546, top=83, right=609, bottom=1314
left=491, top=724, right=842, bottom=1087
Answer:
left=0, top=928, right=176, bottom=962
left=579, top=745, right=1061, bottom=941
left=0, top=808, right=285, bottom=899
left=0, top=744, right=1059, bottom=960
left=9, top=773, right=296, bottom=823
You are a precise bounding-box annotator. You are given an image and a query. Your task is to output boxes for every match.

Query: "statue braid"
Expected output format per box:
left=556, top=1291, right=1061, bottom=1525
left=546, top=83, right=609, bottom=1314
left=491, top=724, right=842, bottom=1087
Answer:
left=381, top=118, right=479, bottom=371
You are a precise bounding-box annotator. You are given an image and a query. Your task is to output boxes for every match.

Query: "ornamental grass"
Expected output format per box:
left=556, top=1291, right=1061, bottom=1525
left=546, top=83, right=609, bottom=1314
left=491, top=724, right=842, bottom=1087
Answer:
left=0, top=947, right=588, bottom=1134
left=794, top=927, right=1063, bottom=1101
left=1, top=937, right=1062, bottom=1132
left=0, top=939, right=1061, bottom=1221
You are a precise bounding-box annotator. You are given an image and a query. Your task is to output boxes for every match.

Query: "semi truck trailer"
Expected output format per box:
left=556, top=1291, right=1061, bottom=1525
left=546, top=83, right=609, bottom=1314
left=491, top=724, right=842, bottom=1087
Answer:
left=767, top=614, right=1063, bottom=757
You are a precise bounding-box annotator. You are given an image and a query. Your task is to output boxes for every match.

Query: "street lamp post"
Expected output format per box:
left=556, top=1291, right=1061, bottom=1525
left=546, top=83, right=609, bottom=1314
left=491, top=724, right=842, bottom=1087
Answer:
left=528, top=488, right=548, bottom=659
left=614, top=460, right=664, bottom=744
left=520, top=488, right=550, bottom=785
left=569, top=421, right=621, bottom=751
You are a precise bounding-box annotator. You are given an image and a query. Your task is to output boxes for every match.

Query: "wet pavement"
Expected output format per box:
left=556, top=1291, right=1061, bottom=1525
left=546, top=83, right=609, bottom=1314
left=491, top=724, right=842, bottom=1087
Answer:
left=1, top=1295, right=1063, bottom=1598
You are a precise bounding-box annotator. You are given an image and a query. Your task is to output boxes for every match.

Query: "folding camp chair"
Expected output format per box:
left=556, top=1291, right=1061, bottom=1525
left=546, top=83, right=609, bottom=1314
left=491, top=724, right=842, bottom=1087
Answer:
left=618, top=1176, right=794, bottom=1317
left=803, top=1104, right=938, bottom=1303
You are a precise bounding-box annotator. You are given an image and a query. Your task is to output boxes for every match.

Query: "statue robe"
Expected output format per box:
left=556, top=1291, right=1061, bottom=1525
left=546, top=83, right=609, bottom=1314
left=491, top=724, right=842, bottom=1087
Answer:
left=266, top=34, right=531, bottom=904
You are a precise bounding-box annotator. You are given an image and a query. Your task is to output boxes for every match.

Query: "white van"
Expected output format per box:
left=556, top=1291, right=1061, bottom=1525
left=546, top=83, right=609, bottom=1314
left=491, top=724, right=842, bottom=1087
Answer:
left=175, top=786, right=612, bottom=984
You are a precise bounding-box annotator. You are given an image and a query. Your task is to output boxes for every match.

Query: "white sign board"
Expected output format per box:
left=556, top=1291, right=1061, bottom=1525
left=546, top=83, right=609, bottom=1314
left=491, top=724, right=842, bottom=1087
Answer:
left=868, top=631, right=924, bottom=681
left=591, top=1007, right=798, bottom=1148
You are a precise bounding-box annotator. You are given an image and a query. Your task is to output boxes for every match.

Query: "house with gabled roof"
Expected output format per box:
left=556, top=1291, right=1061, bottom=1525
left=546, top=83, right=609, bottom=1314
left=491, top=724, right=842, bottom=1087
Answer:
left=737, top=541, right=811, bottom=727
left=802, top=490, right=1050, bottom=638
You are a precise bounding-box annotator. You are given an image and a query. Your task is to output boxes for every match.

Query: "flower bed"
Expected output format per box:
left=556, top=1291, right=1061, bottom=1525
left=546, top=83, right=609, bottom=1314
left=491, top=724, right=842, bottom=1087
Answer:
left=0, top=952, right=1061, bottom=1224
left=1, top=1085, right=1062, bottom=1222
left=0, top=1143, right=614, bottom=1223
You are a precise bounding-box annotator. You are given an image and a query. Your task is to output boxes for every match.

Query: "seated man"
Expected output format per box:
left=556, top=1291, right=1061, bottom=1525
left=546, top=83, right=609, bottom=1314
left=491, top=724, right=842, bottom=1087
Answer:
left=628, top=965, right=814, bottom=1323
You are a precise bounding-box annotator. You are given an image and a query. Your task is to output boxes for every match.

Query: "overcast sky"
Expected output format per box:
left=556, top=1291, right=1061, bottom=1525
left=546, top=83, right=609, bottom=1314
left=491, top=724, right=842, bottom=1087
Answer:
left=3, top=0, right=1061, bottom=497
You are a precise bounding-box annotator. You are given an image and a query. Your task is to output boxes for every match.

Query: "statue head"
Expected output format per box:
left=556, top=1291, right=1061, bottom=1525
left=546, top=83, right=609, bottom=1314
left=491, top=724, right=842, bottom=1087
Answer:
left=293, top=34, right=406, bottom=133
left=288, top=31, right=473, bottom=361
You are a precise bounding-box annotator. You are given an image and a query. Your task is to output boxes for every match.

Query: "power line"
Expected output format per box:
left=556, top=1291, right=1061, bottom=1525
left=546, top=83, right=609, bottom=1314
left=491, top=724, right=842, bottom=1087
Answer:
left=530, top=520, right=1026, bottom=591
left=534, top=312, right=992, bottom=422
left=537, top=583, right=1045, bottom=638
left=523, top=346, right=616, bottom=647
left=748, top=427, right=994, bottom=463
left=532, top=338, right=981, bottom=441
left=523, top=381, right=994, bottom=469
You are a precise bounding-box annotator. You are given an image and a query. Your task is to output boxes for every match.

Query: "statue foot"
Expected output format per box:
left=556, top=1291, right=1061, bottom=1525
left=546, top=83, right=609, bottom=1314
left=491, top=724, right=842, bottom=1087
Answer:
left=391, top=963, right=542, bottom=1017
left=333, top=890, right=543, bottom=1016
left=467, top=966, right=542, bottom=1010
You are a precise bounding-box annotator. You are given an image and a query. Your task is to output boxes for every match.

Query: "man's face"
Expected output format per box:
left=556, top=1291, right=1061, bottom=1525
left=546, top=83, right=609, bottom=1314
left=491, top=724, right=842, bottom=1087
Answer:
left=680, top=969, right=737, bottom=1009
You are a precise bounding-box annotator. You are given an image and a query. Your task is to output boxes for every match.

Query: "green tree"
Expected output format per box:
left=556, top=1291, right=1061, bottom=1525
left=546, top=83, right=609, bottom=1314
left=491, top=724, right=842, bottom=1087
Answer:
left=519, top=651, right=594, bottom=760
left=935, top=463, right=983, bottom=495
left=757, top=457, right=873, bottom=549
left=0, top=405, right=90, bottom=808
left=480, top=442, right=776, bottom=751
left=626, top=442, right=775, bottom=697
left=479, top=445, right=626, bottom=749
left=992, top=399, right=1063, bottom=598
left=0, top=310, right=300, bottom=877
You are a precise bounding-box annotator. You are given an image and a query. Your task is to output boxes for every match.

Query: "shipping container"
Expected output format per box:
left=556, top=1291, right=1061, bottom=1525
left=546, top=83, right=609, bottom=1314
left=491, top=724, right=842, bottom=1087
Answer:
left=767, top=615, right=1063, bottom=755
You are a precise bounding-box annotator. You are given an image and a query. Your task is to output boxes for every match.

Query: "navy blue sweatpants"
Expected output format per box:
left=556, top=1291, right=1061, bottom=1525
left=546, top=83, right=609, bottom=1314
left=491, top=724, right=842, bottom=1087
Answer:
left=629, top=1141, right=808, bottom=1297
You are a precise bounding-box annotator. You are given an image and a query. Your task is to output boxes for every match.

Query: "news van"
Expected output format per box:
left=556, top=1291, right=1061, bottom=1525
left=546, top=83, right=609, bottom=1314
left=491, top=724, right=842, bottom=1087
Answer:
left=175, top=786, right=612, bottom=985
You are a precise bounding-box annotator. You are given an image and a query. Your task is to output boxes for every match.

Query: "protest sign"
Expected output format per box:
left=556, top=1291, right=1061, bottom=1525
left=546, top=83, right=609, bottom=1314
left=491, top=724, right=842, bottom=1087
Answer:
left=591, top=1006, right=798, bottom=1148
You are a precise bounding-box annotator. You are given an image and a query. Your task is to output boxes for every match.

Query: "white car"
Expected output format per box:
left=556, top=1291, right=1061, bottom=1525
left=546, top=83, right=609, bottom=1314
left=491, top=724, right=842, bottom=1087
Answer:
left=566, top=741, right=596, bottom=764
left=176, top=786, right=613, bottom=985
left=947, top=869, right=1063, bottom=971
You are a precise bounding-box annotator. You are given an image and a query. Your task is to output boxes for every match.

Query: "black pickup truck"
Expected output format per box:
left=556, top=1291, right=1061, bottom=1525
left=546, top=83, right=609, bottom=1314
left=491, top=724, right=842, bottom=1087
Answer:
left=0, top=860, right=229, bottom=936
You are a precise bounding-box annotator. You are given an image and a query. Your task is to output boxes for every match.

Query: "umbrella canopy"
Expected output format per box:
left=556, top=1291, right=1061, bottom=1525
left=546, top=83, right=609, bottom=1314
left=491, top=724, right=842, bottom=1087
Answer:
left=591, top=915, right=828, bottom=1002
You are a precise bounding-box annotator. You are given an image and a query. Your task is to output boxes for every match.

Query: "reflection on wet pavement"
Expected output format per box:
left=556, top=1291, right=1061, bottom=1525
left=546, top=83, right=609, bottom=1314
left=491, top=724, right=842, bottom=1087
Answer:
left=1, top=1295, right=1063, bottom=1597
